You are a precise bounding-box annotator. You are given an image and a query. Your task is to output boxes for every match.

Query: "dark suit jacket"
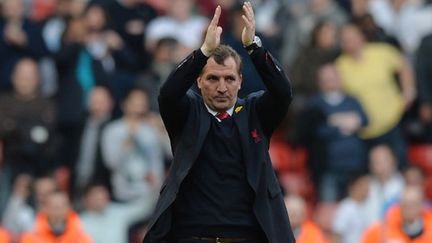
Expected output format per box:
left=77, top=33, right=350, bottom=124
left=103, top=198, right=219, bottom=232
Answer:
left=143, top=47, right=295, bottom=243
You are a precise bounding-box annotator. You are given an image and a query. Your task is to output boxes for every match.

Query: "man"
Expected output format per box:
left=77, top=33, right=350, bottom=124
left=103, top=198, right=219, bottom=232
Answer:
left=304, top=63, right=367, bottom=202
left=143, top=2, right=294, bottom=243
left=74, top=86, right=114, bottom=199
left=20, top=191, right=92, bottom=243
left=0, top=58, right=56, bottom=215
left=365, top=144, right=404, bottom=224
left=362, top=186, right=432, bottom=243
left=0, top=0, right=48, bottom=90
left=285, top=195, right=327, bottom=243
left=80, top=183, right=155, bottom=243
left=101, top=88, right=165, bottom=203
left=332, top=172, right=370, bottom=243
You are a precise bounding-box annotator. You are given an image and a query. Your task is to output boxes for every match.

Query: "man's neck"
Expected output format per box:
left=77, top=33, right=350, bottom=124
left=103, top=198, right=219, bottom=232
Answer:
left=204, top=103, right=235, bottom=117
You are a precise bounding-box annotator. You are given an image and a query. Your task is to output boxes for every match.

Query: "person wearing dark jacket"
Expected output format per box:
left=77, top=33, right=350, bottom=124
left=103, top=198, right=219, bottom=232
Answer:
left=0, top=0, right=48, bottom=91
left=143, top=2, right=294, bottom=243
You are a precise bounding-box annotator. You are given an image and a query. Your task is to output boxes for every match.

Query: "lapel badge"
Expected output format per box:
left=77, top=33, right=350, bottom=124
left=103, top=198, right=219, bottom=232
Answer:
left=235, top=105, right=243, bottom=114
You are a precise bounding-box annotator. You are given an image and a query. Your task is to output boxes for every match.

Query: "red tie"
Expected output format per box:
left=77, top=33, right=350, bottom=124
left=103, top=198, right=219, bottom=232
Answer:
left=216, top=111, right=230, bottom=121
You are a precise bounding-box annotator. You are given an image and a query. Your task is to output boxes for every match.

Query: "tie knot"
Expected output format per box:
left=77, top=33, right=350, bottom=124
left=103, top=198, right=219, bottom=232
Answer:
left=216, top=111, right=230, bottom=121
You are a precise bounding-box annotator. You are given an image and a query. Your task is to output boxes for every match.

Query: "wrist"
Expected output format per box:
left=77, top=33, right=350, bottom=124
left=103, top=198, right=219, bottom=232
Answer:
left=244, top=35, right=262, bottom=54
left=200, top=45, right=213, bottom=57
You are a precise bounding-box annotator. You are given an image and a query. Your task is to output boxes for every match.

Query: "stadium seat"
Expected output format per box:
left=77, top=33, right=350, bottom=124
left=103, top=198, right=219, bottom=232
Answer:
left=279, top=172, right=316, bottom=206
left=408, top=144, right=432, bottom=174
left=269, top=140, right=308, bottom=173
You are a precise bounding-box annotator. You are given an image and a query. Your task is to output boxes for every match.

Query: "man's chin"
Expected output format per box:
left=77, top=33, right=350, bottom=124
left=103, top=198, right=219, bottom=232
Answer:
left=212, top=103, right=231, bottom=112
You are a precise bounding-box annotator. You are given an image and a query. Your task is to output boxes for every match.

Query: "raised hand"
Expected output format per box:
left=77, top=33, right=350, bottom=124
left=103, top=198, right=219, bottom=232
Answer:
left=241, top=1, right=256, bottom=46
left=201, top=5, right=222, bottom=56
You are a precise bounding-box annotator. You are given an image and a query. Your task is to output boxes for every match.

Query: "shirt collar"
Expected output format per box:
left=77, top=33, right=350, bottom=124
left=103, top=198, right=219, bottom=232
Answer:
left=204, top=103, right=235, bottom=121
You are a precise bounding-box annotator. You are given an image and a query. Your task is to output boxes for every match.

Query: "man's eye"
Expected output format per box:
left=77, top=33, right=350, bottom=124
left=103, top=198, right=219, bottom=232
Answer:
left=207, top=76, right=218, bottom=81
left=226, top=76, right=235, bottom=82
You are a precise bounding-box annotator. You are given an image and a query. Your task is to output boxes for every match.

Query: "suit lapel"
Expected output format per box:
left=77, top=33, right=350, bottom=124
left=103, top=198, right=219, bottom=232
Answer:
left=233, top=98, right=259, bottom=193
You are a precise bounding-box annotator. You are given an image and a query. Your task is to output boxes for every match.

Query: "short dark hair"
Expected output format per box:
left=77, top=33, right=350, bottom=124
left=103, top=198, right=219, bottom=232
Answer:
left=347, top=170, right=369, bottom=189
left=209, top=45, right=243, bottom=74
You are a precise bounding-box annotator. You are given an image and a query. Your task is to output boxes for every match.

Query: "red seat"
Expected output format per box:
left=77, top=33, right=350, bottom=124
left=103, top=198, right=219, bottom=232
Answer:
left=408, top=144, right=432, bottom=174
left=269, top=140, right=308, bottom=173
left=55, top=167, right=71, bottom=193
left=279, top=172, right=316, bottom=205
left=425, top=177, right=432, bottom=200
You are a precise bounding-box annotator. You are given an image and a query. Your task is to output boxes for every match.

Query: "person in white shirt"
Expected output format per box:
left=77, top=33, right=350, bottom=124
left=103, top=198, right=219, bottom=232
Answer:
left=332, top=172, right=371, bottom=243
left=365, top=144, right=405, bottom=224
left=101, top=88, right=165, bottom=202
left=80, top=183, right=156, bottom=243
left=145, top=0, right=208, bottom=60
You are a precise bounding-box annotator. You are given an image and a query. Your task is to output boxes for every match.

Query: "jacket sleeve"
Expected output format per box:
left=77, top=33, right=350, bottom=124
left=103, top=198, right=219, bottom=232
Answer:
left=158, top=49, right=208, bottom=137
left=249, top=47, right=293, bottom=138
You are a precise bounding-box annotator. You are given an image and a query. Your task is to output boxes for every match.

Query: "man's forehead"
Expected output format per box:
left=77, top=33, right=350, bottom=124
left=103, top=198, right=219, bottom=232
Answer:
left=202, top=57, right=240, bottom=74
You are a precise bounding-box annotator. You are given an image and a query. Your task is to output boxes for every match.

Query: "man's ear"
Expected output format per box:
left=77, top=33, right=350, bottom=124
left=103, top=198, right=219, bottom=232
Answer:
left=197, top=76, right=202, bottom=89
left=238, top=74, right=243, bottom=90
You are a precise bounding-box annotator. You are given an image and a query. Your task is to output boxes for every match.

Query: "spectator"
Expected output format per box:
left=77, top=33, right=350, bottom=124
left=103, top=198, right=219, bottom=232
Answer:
left=1, top=174, right=34, bottom=241
left=101, top=88, right=165, bottom=202
left=367, top=0, right=432, bottom=57
left=80, top=183, right=156, bottom=243
left=0, top=227, right=10, bottom=243
left=302, top=63, right=368, bottom=202
left=39, top=0, right=79, bottom=97
left=145, top=0, right=208, bottom=59
left=351, top=13, right=399, bottom=47
left=290, top=21, right=339, bottom=99
left=285, top=195, right=327, bottom=243
left=19, top=191, right=92, bottom=243
left=335, top=23, right=416, bottom=166
left=54, top=4, right=138, bottom=171
left=365, top=144, right=405, bottom=224
left=332, top=172, right=370, bottom=243
left=414, top=33, right=432, bottom=142
left=2, top=174, right=58, bottom=241
left=403, top=165, right=426, bottom=189
left=388, top=186, right=432, bottom=242
left=105, top=0, right=157, bottom=70
left=0, top=0, right=48, bottom=91
left=362, top=185, right=432, bottom=242
left=136, top=37, right=180, bottom=111
left=253, top=0, right=286, bottom=52
left=0, top=58, right=56, bottom=214
left=281, top=0, right=347, bottom=67
left=33, top=174, right=58, bottom=209
left=73, top=86, right=114, bottom=200
left=287, top=21, right=339, bottom=143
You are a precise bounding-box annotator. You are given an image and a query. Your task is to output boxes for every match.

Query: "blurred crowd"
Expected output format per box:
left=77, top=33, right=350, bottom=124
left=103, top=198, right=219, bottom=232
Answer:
left=0, top=0, right=431, bottom=242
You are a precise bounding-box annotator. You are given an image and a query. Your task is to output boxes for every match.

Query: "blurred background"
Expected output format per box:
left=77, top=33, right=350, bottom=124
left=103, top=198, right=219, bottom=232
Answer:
left=0, top=0, right=432, bottom=242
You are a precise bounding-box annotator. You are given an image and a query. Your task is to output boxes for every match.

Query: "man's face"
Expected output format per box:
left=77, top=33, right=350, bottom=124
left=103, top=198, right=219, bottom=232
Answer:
left=197, top=57, right=242, bottom=112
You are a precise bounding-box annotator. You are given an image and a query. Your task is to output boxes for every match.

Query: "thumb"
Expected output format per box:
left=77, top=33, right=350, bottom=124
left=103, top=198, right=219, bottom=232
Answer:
left=216, top=26, right=223, bottom=37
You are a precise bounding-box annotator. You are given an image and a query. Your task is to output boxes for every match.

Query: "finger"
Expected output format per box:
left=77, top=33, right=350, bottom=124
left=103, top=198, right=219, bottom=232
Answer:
left=209, top=5, right=221, bottom=28
left=216, top=26, right=223, bottom=36
left=241, top=15, right=253, bottom=28
left=243, top=1, right=254, bottom=20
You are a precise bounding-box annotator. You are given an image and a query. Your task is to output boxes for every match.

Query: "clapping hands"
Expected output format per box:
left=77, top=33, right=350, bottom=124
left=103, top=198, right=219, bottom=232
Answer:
left=201, top=2, right=256, bottom=56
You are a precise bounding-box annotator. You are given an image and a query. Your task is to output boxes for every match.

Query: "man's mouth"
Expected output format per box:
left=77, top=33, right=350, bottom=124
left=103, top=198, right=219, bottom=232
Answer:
left=214, top=96, right=229, bottom=101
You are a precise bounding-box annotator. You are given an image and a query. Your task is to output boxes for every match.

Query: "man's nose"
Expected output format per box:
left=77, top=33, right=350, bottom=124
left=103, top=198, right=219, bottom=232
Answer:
left=217, top=80, right=228, bottom=93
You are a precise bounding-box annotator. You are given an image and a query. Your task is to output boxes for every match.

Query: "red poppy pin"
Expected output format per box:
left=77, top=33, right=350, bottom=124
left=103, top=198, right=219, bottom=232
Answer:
left=250, top=129, right=261, bottom=143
